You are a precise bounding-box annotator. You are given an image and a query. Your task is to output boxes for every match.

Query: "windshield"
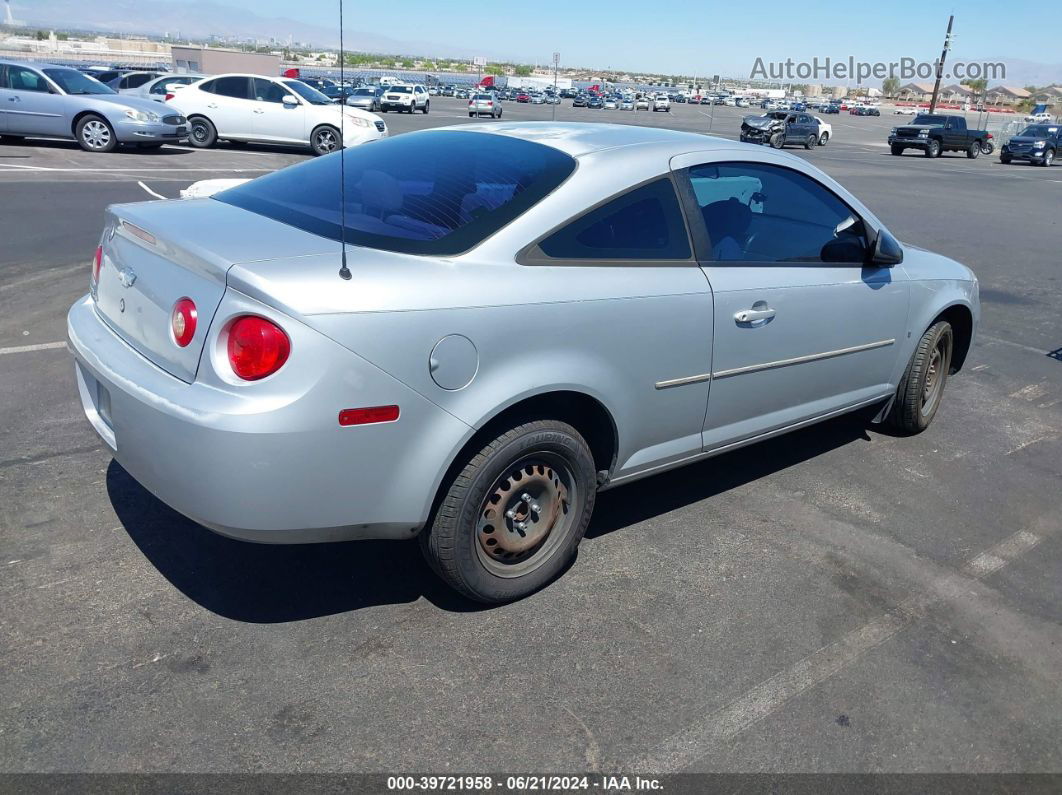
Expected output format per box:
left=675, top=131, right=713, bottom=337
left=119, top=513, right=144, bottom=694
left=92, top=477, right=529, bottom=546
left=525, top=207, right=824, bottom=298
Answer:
left=912, top=115, right=947, bottom=126
left=283, top=80, right=333, bottom=105
left=43, top=68, right=116, bottom=95
left=216, top=130, right=576, bottom=256
left=1020, top=125, right=1058, bottom=138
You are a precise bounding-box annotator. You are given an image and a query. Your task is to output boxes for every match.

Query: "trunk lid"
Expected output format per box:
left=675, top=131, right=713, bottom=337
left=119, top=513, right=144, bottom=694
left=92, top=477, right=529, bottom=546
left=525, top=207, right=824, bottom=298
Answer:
left=94, top=198, right=336, bottom=383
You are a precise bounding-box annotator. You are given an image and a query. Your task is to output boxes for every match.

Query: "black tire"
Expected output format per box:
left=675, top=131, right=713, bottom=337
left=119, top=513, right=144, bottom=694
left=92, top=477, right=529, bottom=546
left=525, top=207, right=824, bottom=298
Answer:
left=310, top=125, right=341, bottom=156
left=422, top=101, right=429, bottom=114
left=980, top=141, right=994, bottom=155
left=818, top=132, right=829, bottom=146
left=1000, top=153, right=1012, bottom=164
left=804, top=134, right=817, bottom=150
left=0, top=135, right=24, bottom=143
left=887, top=320, right=954, bottom=434
left=419, top=419, right=597, bottom=603
left=769, top=132, right=785, bottom=149
left=469, top=112, right=475, bottom=117
left=925, top=139, right=941, bottom=158
left=187, top=116, right=217, bottom=149
left=75, top=114, right=118, bottom=153
left=891, top=144, right=904, bottom=156
left=966, top=141, right=980, bottom=159
left=1041, top=148, right=1054, bottom=167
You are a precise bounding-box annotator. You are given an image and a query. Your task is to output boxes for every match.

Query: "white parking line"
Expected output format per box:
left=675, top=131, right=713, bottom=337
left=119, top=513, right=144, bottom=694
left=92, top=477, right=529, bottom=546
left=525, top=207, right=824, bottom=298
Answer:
left=636, top=527, right=1044, bottom=773
left=0, top=341, right=67, bottom=356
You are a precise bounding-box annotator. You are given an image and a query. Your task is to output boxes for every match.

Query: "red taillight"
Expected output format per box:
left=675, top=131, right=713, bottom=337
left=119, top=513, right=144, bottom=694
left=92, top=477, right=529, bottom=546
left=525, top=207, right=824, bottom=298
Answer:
left=171, top=298, right=197, bottom=347
left=165, top=92, right=175, bottom=101
left=91, top=245, right=102, bottom=285
left=227, top=315, right=290, bottom=380
left=338, top=405, right=400, bottom=426
left=486, top=101, right=492, bottom=106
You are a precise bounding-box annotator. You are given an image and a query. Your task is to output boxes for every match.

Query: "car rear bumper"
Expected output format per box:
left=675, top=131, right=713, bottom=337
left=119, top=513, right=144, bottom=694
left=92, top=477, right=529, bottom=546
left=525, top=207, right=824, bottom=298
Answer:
left=67, top=293, right=469, bottom=543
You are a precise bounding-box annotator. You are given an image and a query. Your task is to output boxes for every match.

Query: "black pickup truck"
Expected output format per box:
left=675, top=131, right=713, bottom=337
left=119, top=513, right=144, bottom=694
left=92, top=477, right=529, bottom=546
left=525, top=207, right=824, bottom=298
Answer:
left=888, top=114, right=991, bottom=158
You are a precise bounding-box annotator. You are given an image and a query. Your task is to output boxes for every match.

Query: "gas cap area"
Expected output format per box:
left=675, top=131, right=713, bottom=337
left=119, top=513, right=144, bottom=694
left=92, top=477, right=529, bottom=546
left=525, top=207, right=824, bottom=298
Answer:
left=429, top=334, right=479, bottom=391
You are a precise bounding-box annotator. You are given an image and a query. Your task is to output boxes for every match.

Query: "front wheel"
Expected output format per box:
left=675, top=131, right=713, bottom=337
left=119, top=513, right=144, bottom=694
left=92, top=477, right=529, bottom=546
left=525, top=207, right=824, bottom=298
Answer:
left=1000, top=153, right=1012, bottom=164
left=887, top=320, right=954, bottom=434
left=310, top=125, right=341, bottom=156
left=1041, top=148, right=1054, bottom=167
left=891, top=144, right=904, bottom=156
left=76, top=114, right=118, bottom=153
left=769, top=133, right=785, bottom=149
left=924, top=139, right=941, bottom=158
left=187, top=116, right=217, bottom=149
left=419, top=419, right=597, bottom=603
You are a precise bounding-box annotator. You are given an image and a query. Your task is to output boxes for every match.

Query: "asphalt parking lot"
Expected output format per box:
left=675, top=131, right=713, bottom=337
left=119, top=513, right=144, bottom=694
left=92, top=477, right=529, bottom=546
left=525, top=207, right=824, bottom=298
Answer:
left=1, top=97, right=1060, bottom=774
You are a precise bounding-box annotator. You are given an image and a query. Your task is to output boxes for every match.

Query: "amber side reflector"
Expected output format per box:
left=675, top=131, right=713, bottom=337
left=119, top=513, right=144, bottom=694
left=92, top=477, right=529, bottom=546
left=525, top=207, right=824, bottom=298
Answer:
left=338, top=405, right=400, bottom=426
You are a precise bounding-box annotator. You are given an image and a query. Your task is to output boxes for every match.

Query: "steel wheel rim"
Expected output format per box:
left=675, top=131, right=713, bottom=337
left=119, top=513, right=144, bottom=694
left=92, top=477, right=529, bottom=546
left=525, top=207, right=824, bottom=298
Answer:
left=191, top=122, right=209, bottom=143
left=476, top=452, right=578, bottom=578
left=83, top=120, right=110, bottom=149
left=921, top=337, right=951, bottom=416
left=315, top=129, right=338, bottom=153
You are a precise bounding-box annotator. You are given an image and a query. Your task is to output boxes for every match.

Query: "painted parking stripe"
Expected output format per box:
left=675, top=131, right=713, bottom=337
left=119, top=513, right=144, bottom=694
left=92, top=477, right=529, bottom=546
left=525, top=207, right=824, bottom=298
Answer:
left=636, top=527, right=1044, bottom=773
left=0, top=341, right=67, bottom=356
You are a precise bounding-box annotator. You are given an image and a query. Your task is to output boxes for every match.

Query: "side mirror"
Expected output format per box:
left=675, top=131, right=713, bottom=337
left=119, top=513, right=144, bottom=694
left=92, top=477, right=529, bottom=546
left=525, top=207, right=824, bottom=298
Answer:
left=282, top=95, right=299, bottom=107
left=869, top=229, right=904, bottom=267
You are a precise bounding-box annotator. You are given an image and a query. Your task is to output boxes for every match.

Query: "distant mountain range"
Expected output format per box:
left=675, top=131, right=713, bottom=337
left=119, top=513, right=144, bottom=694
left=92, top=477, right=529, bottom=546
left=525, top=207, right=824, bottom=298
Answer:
left=8, top=0, right=500, bottom=60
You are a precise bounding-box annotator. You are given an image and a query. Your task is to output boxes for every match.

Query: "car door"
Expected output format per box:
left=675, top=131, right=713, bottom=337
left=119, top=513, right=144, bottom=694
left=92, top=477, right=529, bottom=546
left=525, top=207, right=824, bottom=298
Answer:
left=672, top=154, right=909, bottom=450
left=251, top=77, right=306, bottom=143
left=199, top=76, right=255, bottom=139
left=799, top=114, right=815, bottom=140
left=3, top=64, right=67, bottom=137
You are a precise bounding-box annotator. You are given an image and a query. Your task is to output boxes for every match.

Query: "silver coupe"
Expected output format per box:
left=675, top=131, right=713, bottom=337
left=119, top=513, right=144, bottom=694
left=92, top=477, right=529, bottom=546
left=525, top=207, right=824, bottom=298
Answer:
left=68, top=123, right=979, bottom=602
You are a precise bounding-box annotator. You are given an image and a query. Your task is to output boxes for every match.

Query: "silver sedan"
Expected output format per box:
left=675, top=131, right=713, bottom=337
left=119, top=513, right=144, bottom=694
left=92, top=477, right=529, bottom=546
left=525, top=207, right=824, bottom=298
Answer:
left=0, top=60, right=187, bottom=151
left=345, top=86, right=383, bottom=112
left=68, top=123, right=978, bottom=602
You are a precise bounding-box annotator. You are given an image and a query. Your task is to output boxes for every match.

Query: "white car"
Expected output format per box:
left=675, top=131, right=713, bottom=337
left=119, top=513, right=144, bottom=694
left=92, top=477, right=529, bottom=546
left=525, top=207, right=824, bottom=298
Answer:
left=636, top=97, right=650, bottom=110
left=652, top=95, right=671, bottom=112
left=380, top=84, right=429, bottom=113
left=170, top=74, right=385, bottom=156
left=132, top=73, right=206, bottom=103
left=1025, top=111, right=1053, bottom=123
left=811, top=115, right=833, bottom=145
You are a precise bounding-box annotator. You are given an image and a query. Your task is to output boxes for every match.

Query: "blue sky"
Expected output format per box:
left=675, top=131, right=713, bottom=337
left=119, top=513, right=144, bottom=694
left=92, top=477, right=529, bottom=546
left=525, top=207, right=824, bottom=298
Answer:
left=210, top=0, right=1056, bottom=79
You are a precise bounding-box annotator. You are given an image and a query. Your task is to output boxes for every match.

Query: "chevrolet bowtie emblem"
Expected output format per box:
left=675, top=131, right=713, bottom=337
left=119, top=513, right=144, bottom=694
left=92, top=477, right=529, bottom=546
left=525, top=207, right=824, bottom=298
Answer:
left=118, top=268, right=137, bottom=288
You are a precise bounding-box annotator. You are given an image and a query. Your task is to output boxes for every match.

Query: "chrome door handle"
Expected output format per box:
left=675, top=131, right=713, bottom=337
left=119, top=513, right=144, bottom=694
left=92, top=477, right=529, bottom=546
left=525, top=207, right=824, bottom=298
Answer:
left=8, top=96, right=19, bottom=102
left=207, top=103, right=218, bottom=108
left=735, top=307, right=776, bottom=323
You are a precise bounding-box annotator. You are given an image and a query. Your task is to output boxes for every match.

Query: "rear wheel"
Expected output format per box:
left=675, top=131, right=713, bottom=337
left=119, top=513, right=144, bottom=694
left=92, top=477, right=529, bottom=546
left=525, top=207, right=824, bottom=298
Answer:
left=804, top=134, right=817, bottom=150
left=76, top=114, right=118, bottom=153
left=419, top=419, right=597, bottom=603
left=188, top=116, right=217, bottom=148
left=818, top=132, right=830, bottom=146
left=888, top=321, right=954, bottom=434
left=310, top=125, right=341, bottom=156
left=966, top=141, right=980, bottom=159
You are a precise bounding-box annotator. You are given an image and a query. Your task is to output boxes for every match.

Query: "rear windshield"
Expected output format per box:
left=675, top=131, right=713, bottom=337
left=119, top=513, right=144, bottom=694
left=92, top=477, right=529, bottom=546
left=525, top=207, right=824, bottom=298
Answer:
left=388, top=86, right=412, bottom=93
left=216, top=131, right=576, bottom=256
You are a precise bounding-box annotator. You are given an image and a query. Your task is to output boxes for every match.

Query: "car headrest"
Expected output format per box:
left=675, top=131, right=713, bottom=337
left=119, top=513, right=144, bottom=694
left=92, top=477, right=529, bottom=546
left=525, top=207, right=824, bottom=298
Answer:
left=356, top=169, right=403, bottom=215
left=702, top=198, right=752, bottom=240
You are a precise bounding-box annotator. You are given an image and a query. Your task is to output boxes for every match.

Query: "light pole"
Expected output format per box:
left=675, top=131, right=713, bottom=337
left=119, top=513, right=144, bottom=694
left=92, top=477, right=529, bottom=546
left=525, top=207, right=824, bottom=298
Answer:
left=552, top=52, right=560, bottom=121
left=928, top=15, right=954, bottom=115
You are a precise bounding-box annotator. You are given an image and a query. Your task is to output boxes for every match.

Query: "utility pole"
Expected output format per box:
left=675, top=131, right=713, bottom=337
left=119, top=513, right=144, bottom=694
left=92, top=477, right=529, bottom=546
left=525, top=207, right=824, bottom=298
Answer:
left=928, top=15, right=954, bottom=114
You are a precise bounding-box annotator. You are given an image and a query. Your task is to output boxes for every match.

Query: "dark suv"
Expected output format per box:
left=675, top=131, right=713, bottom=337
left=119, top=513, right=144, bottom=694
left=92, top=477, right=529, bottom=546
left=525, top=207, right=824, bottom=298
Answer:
left=1000, top=123, right=1060, bottom=166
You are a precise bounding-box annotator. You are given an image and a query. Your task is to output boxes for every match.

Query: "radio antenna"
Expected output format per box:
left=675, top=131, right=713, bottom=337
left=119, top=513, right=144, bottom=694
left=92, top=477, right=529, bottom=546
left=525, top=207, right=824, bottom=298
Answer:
left=337, top=0, right=351, bottom=280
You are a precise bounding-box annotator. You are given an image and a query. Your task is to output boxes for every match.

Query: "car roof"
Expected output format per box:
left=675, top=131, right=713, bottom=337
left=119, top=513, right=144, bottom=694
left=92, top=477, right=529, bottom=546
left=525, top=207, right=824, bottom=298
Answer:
left=450, top=122, right=737, bottom=158
left=0, top=59, right=62, bottom=70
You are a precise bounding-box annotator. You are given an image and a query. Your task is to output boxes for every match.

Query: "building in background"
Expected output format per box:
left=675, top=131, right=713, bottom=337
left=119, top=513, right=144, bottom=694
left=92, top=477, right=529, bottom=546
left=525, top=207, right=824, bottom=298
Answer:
left=171, top=45, right=280, bottom=76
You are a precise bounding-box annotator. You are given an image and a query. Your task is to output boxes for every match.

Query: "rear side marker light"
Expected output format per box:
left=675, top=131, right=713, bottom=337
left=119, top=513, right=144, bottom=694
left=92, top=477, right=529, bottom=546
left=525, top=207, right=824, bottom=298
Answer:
left=171, top=298, right=197, bottom=347
left=91, top=245, right=102, bottom=286
left=227, top=315, right=290, bottom=380
left=338, top=405, right=400, bottom=426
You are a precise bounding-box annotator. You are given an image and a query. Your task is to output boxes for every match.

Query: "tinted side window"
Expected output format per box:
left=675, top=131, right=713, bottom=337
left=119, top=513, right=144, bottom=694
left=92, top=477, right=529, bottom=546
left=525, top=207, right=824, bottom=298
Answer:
left=125, top=73, right=155, bottom=89
left=212, top=76, right=250, bottom=99
left=687, top=162, right=867, bottom=264
left=253, top=77, right=289, bottom=103
left=538, top=178, right=691, bottom=260
left=7, top=66, right=48, bottom=92
left=197, top=79, right=216, bottom=94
